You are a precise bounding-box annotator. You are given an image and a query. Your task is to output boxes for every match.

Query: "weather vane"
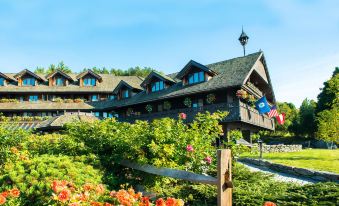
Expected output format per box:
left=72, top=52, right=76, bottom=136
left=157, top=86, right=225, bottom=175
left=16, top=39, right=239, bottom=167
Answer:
left=238, top=27, right=249, bottom=56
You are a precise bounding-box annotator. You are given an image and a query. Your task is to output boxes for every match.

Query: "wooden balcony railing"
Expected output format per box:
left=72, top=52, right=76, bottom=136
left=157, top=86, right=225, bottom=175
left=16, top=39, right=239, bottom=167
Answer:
left=238, top=102, right=274, bottom=130
left=119, top=102, right=275, bottom=130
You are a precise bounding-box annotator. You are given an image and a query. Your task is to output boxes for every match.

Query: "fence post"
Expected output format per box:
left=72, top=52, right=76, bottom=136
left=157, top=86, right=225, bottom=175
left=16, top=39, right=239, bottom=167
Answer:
left=217, top=149, right=232, bottom=206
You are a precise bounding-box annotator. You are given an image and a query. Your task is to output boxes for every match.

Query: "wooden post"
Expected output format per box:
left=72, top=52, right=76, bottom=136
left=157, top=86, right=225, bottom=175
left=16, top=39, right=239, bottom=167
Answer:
left=217, top=149, right=232, bottom=206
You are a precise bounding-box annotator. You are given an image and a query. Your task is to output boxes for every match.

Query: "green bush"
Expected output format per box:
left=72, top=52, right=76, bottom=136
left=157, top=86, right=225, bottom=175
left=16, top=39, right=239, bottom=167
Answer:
left=0, top=127, right=30, bottom=165
left=0, top=154, right=103, bottom=205
left=24, top=133, right=90, bottom=156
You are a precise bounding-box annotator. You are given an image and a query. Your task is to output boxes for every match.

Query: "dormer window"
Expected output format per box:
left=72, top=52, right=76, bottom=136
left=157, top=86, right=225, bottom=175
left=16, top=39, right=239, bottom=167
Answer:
left=141, top=71, right=175, bottom=94
left=84, top=78, right=96, bottom=86
left=151, top=80, right=165, bottom=92
left=176, top=60, right=217, bottom=86
left=56, top=77, right=65, bottom=86
left=188, top=71, right=205, bottom=85
left=122, top=89, right=129, bottom=99
left=0, top=78, right=4, bottom=86
left=23, top=78, right=36, bottom=86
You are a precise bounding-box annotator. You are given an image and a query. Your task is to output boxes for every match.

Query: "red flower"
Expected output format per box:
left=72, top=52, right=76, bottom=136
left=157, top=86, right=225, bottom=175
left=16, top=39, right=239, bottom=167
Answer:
left=90, top=202, right=103, bottom=206
left=156, top=198, right=166, bottom=206
left=140, top=197, right=150, bottom=206
left=165, top=197, right=176, bottom=206
left=204, top=156, right=212, bottom=164
left=0, top=192, right=8, bottom=198
left=0, top=195, right=6, bottom=205
left=9, top=188, right=20, bottom=198
left=263, top=202, right=277, bottom=206
left=104, top=203, right=113, bottom=206
left=179, top=113, right=187, bottom=120
left=58, top=189, right=71, bottom=203
left=186, top=145, right=194, bottom=152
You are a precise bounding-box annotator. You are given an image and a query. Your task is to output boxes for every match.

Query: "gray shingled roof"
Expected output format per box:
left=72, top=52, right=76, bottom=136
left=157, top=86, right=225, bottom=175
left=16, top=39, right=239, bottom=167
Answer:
left=103, top=52, right=263, bottom=108
left=36, top=114, right=98, bottom=130
left=45, top=69, right=74, bottom=81
left=141, top=71, right=176, bottom=88
left=0, top=74, right=143, bottom=93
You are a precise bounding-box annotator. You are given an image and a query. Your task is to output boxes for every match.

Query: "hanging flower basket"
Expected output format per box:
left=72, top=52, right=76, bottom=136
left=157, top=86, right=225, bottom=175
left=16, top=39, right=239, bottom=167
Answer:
left=145, top=104, right=153, bottom=113
left=236, top=89, right=248, bottom=99
left=164, top=101, right=171, bottom=110
left=206, top=93, right=216, bottom=104
left=126, top=108, right=133, bottom=116
left=183, top=98, right=192, bottom=108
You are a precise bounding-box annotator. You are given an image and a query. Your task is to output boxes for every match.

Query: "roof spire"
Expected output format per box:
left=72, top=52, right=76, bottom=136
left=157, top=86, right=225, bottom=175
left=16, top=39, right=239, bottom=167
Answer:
left=238, top=26, right=249, bottom=56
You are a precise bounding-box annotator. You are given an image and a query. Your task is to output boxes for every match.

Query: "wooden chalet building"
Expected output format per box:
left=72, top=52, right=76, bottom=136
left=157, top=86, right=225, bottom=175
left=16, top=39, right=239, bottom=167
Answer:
left=0, top=51, right=276, bottom=138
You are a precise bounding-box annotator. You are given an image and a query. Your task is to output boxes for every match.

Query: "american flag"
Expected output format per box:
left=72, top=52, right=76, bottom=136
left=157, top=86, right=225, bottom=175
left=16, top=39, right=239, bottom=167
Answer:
left=268, top=106, right=278, bottom=118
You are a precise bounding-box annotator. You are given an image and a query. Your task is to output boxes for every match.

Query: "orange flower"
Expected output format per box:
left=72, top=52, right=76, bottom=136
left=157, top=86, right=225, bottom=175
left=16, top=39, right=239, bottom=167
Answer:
left=83, top=183, right=93, bottom=191
left=264, top=202, right=277, bottom=206
left=156, top=198, right=165, bottom=206
left=0, top=195, right=6, bottom=205
left=165, top=198, right=176, bottom=206
left=90, top=202, right=103, bottom=206
left=0, top=192, right=8, bottom=198
left=9, top=188, right=20, bottom=198
left=96, top=184, right=105, bottom=195
left=69, top=202, right=81, bottom=206
left=79, top=192, right=90, bottom=201
left=58, top=189, right=71, bottom=203
left=104, top=203, right=113, bottom=206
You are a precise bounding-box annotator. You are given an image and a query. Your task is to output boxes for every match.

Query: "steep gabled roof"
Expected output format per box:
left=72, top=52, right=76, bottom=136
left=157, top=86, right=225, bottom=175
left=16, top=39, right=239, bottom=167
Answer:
left=103, top=52, right=265, bottom=109
left=0, top=72, right=15, bottom=81
left=45, top=69, right=74, bottom=81
left=176, top=60, right=217, bottom=79
left=141, top=71, right=176, bottom=88
left=76, top=69, right=102, bottom=81
left=113, top=78, right=143, bottom=94
left=14, top=69, right=46, bottom=82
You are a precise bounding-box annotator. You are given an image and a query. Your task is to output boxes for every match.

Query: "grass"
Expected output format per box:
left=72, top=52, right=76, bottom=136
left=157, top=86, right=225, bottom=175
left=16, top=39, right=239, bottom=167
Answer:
left=241, top=149, right=339, bottom=173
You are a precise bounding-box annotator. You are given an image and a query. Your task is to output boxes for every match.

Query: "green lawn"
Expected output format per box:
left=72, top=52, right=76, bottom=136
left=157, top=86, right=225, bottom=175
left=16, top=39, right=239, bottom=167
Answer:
left=241, top=149, right=339, bottom=173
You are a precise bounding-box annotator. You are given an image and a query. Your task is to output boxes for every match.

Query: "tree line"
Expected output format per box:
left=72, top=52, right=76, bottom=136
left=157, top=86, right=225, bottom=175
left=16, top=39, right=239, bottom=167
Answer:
left=33, top=61, right=158, bottom=78
left=275, top=67, right=338, bottom=144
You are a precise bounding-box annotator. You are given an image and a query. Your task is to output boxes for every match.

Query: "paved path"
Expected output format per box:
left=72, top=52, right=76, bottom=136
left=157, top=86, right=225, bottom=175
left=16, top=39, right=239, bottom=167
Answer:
left=239, top=161, right=317, bottom=185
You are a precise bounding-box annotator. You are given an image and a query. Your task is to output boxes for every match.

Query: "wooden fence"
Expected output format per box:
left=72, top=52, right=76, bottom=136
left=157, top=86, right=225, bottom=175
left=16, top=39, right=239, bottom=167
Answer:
left=119, top=149, right=232, bottom=206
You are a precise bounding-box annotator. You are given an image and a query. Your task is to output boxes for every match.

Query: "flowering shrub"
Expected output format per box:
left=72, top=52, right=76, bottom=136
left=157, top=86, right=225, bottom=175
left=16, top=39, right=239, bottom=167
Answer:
left=0, top=188, right=20, bottom=205
left=49, top=180, right=184, bottom=206
left=0, top=153, right=103, bottom=205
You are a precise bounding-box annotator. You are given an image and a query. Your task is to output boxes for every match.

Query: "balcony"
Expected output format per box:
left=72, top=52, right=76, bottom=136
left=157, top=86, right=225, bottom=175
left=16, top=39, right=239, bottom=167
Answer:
left=118, top=102, right=274, bottom=130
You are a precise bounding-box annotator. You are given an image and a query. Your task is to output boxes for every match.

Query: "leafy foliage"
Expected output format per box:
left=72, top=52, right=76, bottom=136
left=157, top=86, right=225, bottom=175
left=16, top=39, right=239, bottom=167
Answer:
left=0, top=153, right=103, bottom=205
left=34, top=61, right=72, bottom=74
left=316, top=67, right=339, bottom=114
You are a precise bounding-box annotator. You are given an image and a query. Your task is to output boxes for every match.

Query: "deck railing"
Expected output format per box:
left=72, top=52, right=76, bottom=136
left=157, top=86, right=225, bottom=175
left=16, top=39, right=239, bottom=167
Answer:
left=119, top=102, right=275, bottom=130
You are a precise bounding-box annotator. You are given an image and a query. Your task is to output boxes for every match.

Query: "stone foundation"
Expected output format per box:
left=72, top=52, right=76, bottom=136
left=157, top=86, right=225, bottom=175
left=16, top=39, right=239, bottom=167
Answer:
left=255, top=144, right=303, bottom=153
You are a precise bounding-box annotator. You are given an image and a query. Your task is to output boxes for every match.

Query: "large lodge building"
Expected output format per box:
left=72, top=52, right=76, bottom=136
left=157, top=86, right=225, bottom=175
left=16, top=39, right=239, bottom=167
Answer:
left=0, top=51, right=276, bottom=138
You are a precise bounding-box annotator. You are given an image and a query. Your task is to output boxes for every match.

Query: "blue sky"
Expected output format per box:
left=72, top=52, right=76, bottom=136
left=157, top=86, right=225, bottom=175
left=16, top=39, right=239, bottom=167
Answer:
left=0, top=0, right=338, bottom=107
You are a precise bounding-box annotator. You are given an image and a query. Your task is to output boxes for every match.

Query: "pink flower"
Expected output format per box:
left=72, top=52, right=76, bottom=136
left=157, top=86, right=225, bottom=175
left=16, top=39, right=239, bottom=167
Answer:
left=179, top=113, right=187, bottom=120
left=186, top=145, right=194, bottom=152
left=204, top=156, right=212, bottom=164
